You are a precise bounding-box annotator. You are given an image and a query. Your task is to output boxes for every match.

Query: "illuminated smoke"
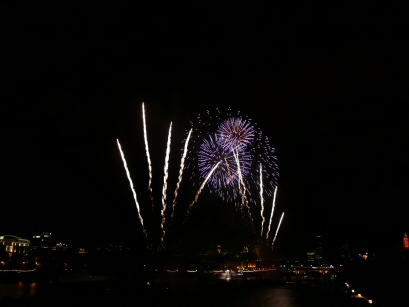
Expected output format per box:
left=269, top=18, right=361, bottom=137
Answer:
left=171, top=128, right=192, bottom=221
left=260, top=163, right=265, bottom=237
left=160, top=122, right=172, bottom=249
left=117, top=139, right=148, bottom=241
left=266, top=186, right=277, bottom=240
left=271, top=212, right=284, bottom=250
left=142, top=103, right=154, bottom=209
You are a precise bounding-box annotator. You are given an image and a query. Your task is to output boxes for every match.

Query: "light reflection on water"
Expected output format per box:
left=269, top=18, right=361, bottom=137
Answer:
left=0, top=282, right=38, bottom=298
left=228, top=287, right=299, bottom=307
left=0, top=277, right=362, bottom=307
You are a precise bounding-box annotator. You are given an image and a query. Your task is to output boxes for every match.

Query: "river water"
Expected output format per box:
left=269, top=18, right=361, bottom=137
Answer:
left=0, top=272, right=381, bottom=307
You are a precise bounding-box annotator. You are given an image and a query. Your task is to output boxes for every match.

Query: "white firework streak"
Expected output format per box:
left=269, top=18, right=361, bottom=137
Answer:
left=233, top=149, right=253, bottom=227
left=160, top=122, right=172, bottom=248
left=225, top=158, right=239, bottom=199
left=232, top=149, right=248, bottom=206
left=117, top=139, right=148, bottom=240
left=185, top=160, right=222, bottom=219
left=266, top=186, right=277, bottom=240
left=271, top=212, right=285, bottom=250
left=142, top=102, right=154, bottom=209
left=171, top=128, right=192, bottom=221
left=260, top=163, right=265, bottom=237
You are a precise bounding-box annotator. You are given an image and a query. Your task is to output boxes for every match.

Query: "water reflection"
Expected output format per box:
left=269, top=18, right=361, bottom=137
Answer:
left=0, top=277, right=371, bottom=306
left=0, top=282, right=38, bottom=298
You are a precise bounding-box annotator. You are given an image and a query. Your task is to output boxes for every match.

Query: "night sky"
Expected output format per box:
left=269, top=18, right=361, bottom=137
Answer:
left=2, top=2, right=408, bottom=260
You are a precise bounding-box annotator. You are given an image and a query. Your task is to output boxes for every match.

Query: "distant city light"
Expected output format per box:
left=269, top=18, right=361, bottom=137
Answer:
left=403, top=233, right=409, bottom=249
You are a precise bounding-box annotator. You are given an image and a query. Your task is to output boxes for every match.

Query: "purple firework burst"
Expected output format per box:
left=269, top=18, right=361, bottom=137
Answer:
left=198, top=134, right=253, bottom=200
left=186, top=107, right=279, bottom=205
left=216, top=117, right=255, bottom=151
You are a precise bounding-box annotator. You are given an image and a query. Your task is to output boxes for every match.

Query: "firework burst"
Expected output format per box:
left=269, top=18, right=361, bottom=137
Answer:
left=116, top=104, right=282, bottom=252
left=197, top=134, right=251, bottom=201
left=186, top=107, right=279, bottom=207
left=216, top=117, right=255, bottom=151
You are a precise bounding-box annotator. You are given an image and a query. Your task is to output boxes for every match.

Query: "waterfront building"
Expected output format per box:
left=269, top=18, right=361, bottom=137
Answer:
left=0, top=235, right=30, bottom=258
left=315, top=235, right=323, bottom=263
left=307, top=251, right=316, bottom=262
left=31, top=232, right=54, bottom=249
left=306, top=235, right=324, bottom=264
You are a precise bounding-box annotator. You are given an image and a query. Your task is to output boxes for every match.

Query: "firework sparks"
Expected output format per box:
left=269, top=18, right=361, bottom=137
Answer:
left=197, top=134, right=251, bottom=204
left=266, top=186, right=277, bottom=240
left=259, top=163, right=265, bottom=237
left=142, top=103, right=154, bottom=209
left=216, top=117, right=255, bottom=151
left=187, top=108, right=279, bottom=207
left=185, top=160, right=222, bottom=220
left=198, top=134, right=238, bottom=187
left=232, top=149, right=248, bottom=206
left=271, top=212, right=284, bottom=250
left=117, top=139, right=148, bottom=241
left=160, top=122, right=172, bottom=249
left=233, top=149, right=255, bottom=232
left=171, top=128, right=192, bottom=221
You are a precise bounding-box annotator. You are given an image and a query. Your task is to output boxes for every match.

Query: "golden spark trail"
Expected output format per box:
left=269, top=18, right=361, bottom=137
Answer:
left=117, top=139, right=148, bottom=240
left=233, top=149, right=254, bottom=229
left=271, top=212, right=284, bottom=251
left=160, top=122, right=172, bottom=249
left=142, top=103, right=154, bottom=209
left=225, top=157, right=238, bottom=199
left=185, top=160, right=221, bottom=220
left=260, top=163, right=265, bottom=237
left=225, top=158, right=234, bottom=184
left=225, top=158, right=238, bottom=199
left=171, top=128, right=192, bottom=221
left=232, top=150, right=248, bottom=206
left=266, top=186, right=277, bottom=240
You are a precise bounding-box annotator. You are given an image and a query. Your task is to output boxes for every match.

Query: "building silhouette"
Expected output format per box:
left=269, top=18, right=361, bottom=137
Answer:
left=306, top=235, right=324, bottom=264
left=315, top=235, right=323, bottom=264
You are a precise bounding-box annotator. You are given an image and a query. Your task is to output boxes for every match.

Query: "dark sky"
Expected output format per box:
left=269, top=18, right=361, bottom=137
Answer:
left=2, top=2, right=408, bottom=259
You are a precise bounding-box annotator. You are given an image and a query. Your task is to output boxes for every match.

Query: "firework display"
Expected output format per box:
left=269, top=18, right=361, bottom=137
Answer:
left=116, top=104, right=283, bottom=251
left=186, top=107, right=279, bottom=207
